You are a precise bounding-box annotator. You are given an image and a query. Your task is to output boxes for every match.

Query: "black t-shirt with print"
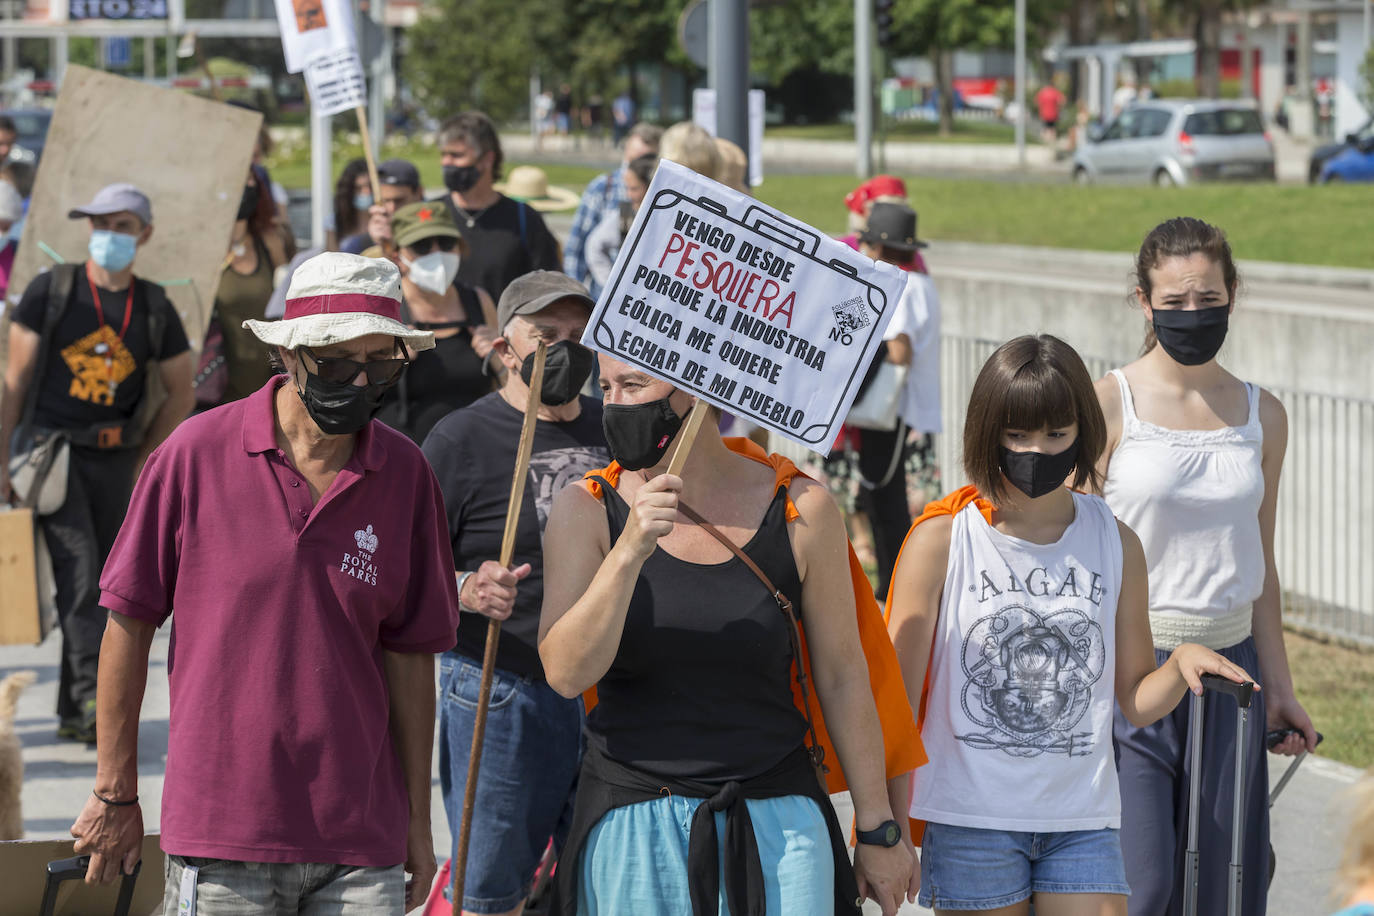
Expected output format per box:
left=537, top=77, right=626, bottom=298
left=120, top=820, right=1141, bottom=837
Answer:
left=12, top=265, right=190, bottom=431
left=422, top=391, right=608, bottom=679
left=438, top=194, right=562, bottom=300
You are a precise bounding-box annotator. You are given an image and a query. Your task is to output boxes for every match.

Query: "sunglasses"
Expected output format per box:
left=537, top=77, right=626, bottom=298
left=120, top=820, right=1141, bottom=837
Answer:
left=408, top=236, right=459, bottom=257
left=299, top=345, right=408, bottom=386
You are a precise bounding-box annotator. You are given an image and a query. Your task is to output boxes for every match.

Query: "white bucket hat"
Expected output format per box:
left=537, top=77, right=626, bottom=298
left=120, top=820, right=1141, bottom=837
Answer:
left=243, top=252, right=436, bottom=352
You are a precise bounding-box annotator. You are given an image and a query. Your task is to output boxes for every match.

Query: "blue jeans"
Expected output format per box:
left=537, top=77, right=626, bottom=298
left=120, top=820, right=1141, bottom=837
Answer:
left=162, top=855, right=403, bottom=914
left=438, top=653, right=584, bottom=914
left=919, top=823, right=1129, bottom=910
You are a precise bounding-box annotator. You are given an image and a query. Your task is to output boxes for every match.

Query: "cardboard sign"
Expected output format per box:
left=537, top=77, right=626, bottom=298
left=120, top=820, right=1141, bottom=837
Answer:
left=272, top=0, right=356, bottom=73
left=0, top=508, right=40, bottom=645
left=2, top=66, right=261, bottom=363
left=0, top=835, right=164, bottom=915
left=581, top=160, right=907, bottom=454
left=304, top=47, right=366, bottom=117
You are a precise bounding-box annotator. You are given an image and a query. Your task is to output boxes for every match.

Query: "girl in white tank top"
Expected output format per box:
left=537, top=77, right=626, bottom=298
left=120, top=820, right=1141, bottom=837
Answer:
left=1096, top=217, right=1317, bottom=916
left=888, top=335, right=1255, bottom=915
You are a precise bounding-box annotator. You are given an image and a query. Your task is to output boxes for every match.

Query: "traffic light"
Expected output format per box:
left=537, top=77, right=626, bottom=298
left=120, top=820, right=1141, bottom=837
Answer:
left=875, top=0, right=894, bottom=48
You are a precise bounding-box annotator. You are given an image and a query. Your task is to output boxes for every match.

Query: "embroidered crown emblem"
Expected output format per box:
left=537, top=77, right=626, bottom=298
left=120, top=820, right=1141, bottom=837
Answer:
left=354, top=524, right=379, bottom=554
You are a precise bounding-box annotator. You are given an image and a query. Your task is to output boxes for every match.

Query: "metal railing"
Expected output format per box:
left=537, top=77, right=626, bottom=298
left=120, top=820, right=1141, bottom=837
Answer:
left=937, top=335, right=1374, bottom=648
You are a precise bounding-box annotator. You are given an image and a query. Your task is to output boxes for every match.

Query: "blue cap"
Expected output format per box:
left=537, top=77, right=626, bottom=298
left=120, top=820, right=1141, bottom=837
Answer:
left=68, top=182, right=153, bottom=225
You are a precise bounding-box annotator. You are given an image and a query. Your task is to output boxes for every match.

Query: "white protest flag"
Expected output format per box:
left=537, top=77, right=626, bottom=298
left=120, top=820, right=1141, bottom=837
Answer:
left=303, top=47, right=367, bottom=118
left=581, top=160, right=908, bottom=455
left=272, top=0, right=357, bottom=73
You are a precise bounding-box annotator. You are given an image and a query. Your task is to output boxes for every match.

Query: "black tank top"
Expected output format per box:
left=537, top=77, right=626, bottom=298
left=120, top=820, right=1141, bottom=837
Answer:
left=588, top=480, right=809, bottom=782
left=377, top=284, right=490, bottom=444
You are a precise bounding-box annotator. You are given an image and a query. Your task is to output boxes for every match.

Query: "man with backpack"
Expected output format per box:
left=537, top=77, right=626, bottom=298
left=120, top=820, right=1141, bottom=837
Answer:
left=0, top=183, right=193, bottom=743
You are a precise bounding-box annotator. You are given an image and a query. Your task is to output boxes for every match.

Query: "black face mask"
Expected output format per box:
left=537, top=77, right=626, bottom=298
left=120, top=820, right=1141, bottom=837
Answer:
left=602, top=398, right=685, bottom=471
left=297, top=369, right=392, bottom=436
left=1151, top=304, right=1229, bottom=366
left=237, top=184, right=259, bottom=222
left=520, top=340, right=595, bottom=407
left=442, top=164, right=482, bottom=194
left=999, top=438, right=1081, bottom=500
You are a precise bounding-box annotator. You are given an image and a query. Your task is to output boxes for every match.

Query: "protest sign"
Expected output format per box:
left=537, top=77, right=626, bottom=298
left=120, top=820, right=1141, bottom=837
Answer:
left=691, top=88, right=766, bottom=187
left=581, top=159, right=908, bottom=455
left=304, top=47, right=367, bottom=118
left=272, top=0, right=356, bottom=73
left=2, top=66, right=259, bottom=362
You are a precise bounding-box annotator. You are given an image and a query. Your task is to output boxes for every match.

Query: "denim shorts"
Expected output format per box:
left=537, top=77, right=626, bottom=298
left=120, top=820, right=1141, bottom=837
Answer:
left=438, top=653, right=585, bottom=914
left=919, top=822, right=1130, bottom=910
left=578, top=794, right=832, bottom=916
left=163, top=856, right=403, bottom=914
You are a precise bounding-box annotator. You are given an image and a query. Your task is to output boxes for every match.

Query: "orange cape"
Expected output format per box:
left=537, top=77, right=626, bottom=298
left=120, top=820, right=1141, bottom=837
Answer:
left=582, top=437, right=926, bottom=796
left=883, top=484, right=994, bottom=844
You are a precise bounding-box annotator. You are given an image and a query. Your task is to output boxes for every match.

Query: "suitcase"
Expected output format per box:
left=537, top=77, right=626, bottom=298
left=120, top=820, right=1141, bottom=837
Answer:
left=39, top=856, right=141, bottom=916
left=1183, top=674, right=1255, bottom=916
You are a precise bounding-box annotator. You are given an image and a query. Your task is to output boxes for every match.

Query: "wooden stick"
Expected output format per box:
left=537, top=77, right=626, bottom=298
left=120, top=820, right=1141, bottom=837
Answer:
left=451, top=342, right=547, bottom=914
left=665, top=399, right=711, bottom=477
left=354, top=105, right=382, bottom=201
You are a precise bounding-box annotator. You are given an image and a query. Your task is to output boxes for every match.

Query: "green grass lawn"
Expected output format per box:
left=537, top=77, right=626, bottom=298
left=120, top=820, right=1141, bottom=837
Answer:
left=769, top=118, right=1036, bottom=145
left=751, top=174, right=1374, bottom=268
left=269, top=140, right=1373, bottom=269
left=1285, top=629, right=1374, bottom=769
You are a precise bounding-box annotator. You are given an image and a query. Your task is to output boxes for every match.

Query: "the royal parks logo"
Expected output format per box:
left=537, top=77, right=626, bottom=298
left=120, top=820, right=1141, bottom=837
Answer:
left=340, top=523, right=380, bottom=585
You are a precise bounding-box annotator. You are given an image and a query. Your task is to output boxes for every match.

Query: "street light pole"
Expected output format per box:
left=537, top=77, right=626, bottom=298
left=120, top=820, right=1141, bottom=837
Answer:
left=1014, top=0, right=1026, bottom=168
left=711, top=0, right=749, bottom=163
left=854, top=0, right=873, bottom=177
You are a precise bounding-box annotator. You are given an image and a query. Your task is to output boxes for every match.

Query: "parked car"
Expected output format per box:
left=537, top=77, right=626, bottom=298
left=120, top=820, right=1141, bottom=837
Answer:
left=1319, top=136, right=1374, bottom=182
left=1309, top=116, right=1374, bottom=182
left=0, top=108, right=52, bottom=165
left=1073, top=100, right=1275, bottom=186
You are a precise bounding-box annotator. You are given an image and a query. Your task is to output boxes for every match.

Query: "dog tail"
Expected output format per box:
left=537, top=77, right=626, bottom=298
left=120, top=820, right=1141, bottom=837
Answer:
left=0, top=670, right=38, bottom=722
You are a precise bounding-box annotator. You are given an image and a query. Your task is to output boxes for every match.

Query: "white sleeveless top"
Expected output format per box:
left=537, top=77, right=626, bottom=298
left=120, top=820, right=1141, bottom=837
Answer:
left=910, top=493, right=1123, bottom=831
left=1102, top=370, right=1265, bottom=651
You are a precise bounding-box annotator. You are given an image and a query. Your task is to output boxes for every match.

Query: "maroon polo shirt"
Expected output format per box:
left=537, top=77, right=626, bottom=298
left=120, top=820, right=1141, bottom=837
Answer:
left=99, top=376, right=460, bottom=866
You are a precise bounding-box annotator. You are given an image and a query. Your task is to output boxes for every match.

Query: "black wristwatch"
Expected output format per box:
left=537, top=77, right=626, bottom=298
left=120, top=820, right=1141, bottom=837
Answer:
left=856, top=819, right=902, bottom=848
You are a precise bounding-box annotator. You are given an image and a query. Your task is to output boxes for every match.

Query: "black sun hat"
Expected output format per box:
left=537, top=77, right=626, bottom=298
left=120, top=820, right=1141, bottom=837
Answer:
left=858, top=200, right=927, bottom=251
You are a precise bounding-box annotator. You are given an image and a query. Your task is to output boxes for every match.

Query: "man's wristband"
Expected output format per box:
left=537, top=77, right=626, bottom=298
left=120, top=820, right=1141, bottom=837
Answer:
left=456, top=571, right=476, bottom=612
left=92, top=789, right=138, bottom=807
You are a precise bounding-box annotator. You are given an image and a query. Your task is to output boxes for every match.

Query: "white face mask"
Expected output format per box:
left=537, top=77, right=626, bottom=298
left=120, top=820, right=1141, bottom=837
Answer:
left=404, top=251, right=461, bottom=295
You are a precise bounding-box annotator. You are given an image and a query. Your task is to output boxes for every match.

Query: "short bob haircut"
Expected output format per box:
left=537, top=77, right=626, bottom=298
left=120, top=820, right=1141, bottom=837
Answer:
left=963, top=334, right=1106, bottom=505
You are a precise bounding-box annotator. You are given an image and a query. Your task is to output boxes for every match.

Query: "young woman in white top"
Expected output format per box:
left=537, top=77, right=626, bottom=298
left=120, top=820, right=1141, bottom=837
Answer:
left=888, top=334, right=1253, bottom=915
left=1095, top=217, right=1317, bottom=916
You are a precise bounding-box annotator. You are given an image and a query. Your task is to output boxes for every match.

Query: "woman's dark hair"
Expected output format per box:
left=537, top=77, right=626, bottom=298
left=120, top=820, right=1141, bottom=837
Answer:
left=332, top=158, right=370, bottom=240
left=626, top=153, right=659, bottom=188
left=1133, top=216, right=1239, bottom=354
left=963, top=334, right=1106, bottom=505
left=245, top=166, right=276, bottom=240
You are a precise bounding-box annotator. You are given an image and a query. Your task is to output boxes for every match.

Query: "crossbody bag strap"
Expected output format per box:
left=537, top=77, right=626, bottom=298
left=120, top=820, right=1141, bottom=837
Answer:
left=16, top=264, right=78, bottom=447
left=676, top=498, right=829, bottom=781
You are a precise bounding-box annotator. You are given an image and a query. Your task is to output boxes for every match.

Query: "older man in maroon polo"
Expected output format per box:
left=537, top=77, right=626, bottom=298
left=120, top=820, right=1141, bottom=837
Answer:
left=69, top=252, right=461, bottom=914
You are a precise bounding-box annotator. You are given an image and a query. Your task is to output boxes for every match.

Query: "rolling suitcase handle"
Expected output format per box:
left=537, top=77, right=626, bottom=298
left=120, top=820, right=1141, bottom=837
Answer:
left=1184, top=674, right=1255, bottom=916
left=39, top=855, right=141, bottom=916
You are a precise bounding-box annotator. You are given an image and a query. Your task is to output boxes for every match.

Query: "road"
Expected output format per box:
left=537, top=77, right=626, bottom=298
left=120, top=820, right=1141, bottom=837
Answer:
left=3, top=626, right=1358, bottom=914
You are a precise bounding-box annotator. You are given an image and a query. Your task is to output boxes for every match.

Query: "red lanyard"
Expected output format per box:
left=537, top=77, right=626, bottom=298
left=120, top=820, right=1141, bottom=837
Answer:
left=85, top=261, right=134, bottom=341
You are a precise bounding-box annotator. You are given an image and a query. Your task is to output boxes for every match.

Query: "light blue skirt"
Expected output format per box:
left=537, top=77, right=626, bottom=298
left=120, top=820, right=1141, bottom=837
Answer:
left=577, top=793, right=834, bottom=916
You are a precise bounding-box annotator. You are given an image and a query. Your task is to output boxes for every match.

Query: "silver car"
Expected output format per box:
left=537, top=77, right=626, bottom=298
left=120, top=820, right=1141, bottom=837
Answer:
left=1073, top=100, right=1276, bottom=186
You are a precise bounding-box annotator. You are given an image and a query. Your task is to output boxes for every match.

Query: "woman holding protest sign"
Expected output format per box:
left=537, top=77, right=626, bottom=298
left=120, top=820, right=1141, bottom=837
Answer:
left=1095, top=217, right=1316, bottom=916
left=887, top=333, right=1257, bottom=915
left=538, top=350, right=923, bottom=916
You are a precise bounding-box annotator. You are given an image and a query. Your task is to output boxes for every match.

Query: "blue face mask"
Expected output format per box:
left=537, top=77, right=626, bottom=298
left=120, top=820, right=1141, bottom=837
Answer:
left=88, top=229, right=139, bottom=272
left=353, top=192, right=374, bottom=212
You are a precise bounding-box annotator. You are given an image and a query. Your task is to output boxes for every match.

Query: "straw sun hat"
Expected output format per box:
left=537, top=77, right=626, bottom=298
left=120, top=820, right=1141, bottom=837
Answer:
left=494, top=165, right=580, bottom=212
left=243, top=251, right=436, bottom=352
